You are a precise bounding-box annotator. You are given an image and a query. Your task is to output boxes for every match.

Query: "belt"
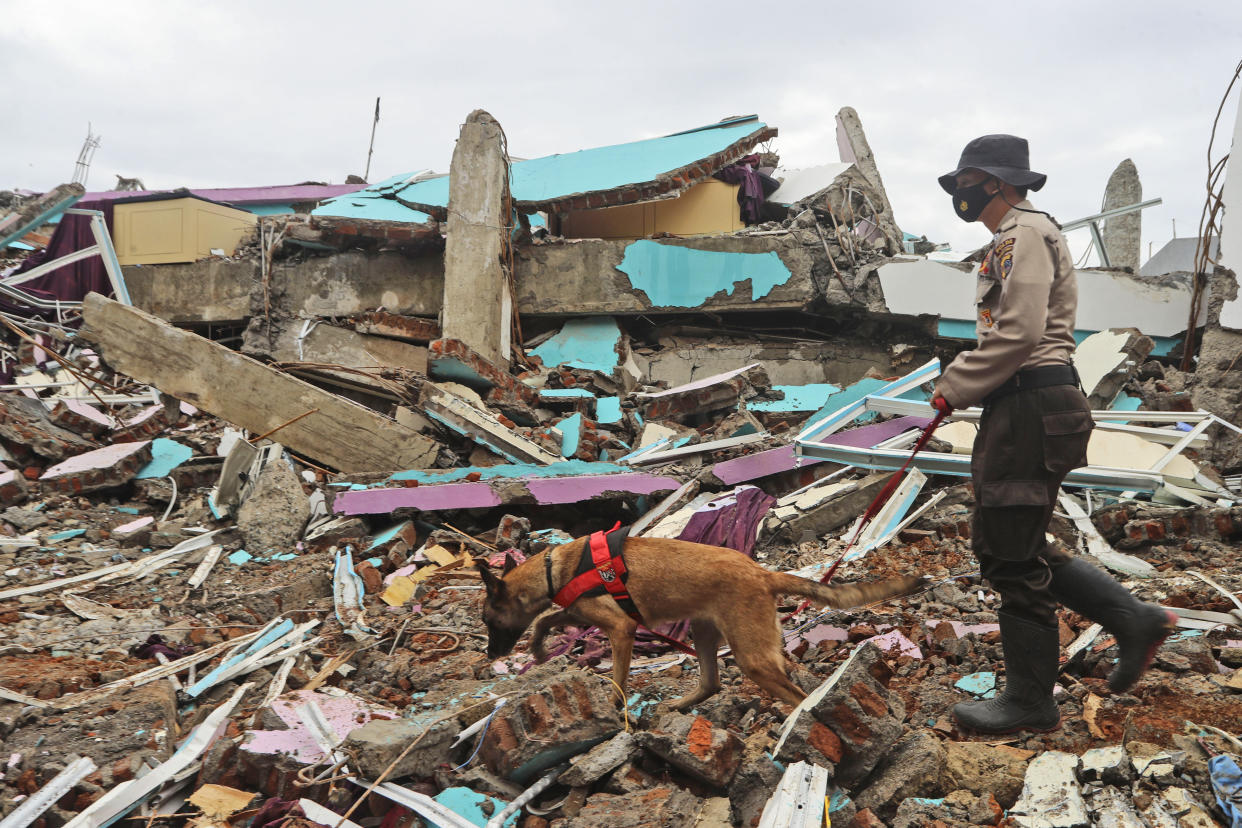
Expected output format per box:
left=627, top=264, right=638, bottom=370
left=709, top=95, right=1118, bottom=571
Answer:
left=982, top=364, right=1080, bottom=406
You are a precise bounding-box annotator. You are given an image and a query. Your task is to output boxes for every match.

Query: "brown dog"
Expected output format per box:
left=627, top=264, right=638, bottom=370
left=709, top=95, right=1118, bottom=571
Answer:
left=477, top=536, right=923, bottom=710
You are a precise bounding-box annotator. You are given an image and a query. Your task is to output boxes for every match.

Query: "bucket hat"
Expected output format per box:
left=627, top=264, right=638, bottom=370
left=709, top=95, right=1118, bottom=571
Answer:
left=938, top=134, right=1047, bottom=194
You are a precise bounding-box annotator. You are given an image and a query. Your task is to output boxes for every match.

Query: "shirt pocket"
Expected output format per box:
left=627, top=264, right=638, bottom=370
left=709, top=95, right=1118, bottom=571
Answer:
left=1042, top=409, right=1093, bottom=475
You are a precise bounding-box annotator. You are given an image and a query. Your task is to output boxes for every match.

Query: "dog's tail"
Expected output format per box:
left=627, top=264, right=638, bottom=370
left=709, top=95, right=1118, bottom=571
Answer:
left=767, top=572, right=924, bottom=609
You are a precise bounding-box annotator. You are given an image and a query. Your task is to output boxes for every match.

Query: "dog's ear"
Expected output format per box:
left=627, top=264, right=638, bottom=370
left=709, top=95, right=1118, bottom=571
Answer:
left=475, top=560, right=504, bottom=595
left=502, top=552, right=518, bottom=575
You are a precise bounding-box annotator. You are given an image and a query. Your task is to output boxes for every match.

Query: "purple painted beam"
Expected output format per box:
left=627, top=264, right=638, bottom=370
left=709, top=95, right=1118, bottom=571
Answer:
left=334, top=481, right=502, bottom=515
left=524, top=472, right=679, bottom=504
left=712, top=416, right=930, bottom=485
left=332, top=471, right=680, bottom=516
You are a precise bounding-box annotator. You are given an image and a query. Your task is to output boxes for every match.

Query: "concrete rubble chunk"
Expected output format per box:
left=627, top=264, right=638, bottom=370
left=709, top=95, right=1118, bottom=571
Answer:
left=348, top=310, right=442, bottom=343
left=79, top=293, right=441, bottom=472
left=236, top=457, right=311, bottom=556
left=478, top=671, right=622, bottom=783
left=1073, top=327, right=1154, bottom=409
left=1009, top=750, right=1089, bottom=828
left=634, top=712, right=745, bottom=789
left=39, top=440, right=153, bottom=494
left=0, top=393, right=96, bottom=460
left=940, top=741, right=1034, bottom=809
left=853, top=730, right=947, bottom=819
left=0, top=468, right=30, bottom=507
left=1079, top=745, right=1134, bottom=786
left=1086, top=786, right=1149, bottom=828
left=634, top=362, right=770, bottom=420
left=558, top=785, right=707, bottom=827
left=558, top=731, right=640, bottom=787
left=768, top=471, right=890, bottom=542
left=422, top=386, right=561, bottom=465
left=340, top=714, right=459, bottom=781
left=49, top=399, right=115, bottom=437
left=807, top=643, right=905, bottom=788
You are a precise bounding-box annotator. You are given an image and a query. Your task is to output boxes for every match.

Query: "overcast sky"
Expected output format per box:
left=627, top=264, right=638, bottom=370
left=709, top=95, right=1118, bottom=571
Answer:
left=3, top=1, right=1239, bottom=265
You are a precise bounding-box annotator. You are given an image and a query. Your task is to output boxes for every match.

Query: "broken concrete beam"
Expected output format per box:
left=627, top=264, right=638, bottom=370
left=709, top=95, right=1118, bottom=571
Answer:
left=442, top=110, right=510, bottom=366
left=558, top=732, right=639, bottom=788
left=422, top=387, right=561, bottom=465
left=767, top=472, right=890, bottom=542
left=0, top=393, right=97, bottom=460
left=332, top=461, right=681, bottom=515
left=242, top=319, right=428, bottom=377
left=49, top=399, right=114, bottom=437
left=0, top=467, right=29, bottom=507
left=80, top=293, right=440, bottom=473
left=39, top=440, right=152, bottom=494
left=479, top=671, right=622, bottom=783
left=635, top=713, right=744, bottom=789
left=348, top=311, right=441, bottom=343
left=635, top=363, right=770, bottom=420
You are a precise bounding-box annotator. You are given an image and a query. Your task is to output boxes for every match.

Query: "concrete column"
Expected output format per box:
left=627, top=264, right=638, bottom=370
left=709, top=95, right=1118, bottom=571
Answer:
left=835, top=107, right=899, bottom=232
left=1101, top=159, right=1142, bottom=272
left=442, top=109, right=510, bottom=366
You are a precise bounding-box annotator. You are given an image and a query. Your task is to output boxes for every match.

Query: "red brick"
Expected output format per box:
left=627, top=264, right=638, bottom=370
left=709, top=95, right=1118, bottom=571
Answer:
left=807, top=721, right=844, bottom=763
left=851, top=807, right=886, bottom=828
left=685, top=716, right=714, bottom=759
left=850, top=682, right=889, bottom=718
left=828, top=703, right=872, bottom=745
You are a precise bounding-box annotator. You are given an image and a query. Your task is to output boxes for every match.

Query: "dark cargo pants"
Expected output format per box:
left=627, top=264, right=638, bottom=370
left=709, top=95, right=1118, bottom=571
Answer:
left=970, top=383, right=1093, bottom=627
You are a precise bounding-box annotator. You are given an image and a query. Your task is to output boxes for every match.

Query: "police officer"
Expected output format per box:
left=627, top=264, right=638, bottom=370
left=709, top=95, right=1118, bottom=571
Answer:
left=930, top=135, right=1176, bottom=734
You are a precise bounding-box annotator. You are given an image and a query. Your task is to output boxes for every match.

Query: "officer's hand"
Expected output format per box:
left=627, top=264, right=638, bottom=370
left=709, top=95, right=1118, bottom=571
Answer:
left=931, top=393, right=954, bottom=417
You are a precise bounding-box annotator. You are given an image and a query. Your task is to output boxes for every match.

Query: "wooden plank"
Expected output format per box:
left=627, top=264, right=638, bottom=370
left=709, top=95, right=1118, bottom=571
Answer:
left=80, top=293, right=440, bottom=473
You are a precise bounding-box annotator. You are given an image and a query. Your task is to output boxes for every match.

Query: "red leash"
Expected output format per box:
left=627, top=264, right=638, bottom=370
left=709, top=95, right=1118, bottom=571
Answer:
left=785, top=410, right=948, bottom=619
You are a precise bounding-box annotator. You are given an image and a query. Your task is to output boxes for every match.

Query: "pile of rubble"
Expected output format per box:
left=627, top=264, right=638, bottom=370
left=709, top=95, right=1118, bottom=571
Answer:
left=1, top=288, right=1241, bottom=828
left=4, top=105, right=1242, bottom=828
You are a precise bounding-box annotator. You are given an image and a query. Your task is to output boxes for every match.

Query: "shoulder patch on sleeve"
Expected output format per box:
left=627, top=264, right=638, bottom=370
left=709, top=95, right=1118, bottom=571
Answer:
left=994, top=237, right=1016, bottom=279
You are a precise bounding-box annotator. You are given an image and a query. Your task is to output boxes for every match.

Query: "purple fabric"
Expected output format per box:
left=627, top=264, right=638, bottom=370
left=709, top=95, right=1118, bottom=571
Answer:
left=676, top=485, right=776, bottom=556
left=637, top=485, right=776, bottom=648
left=11, top=199, right=116, bottom=306
left=714, top=154, right=778, bottom=225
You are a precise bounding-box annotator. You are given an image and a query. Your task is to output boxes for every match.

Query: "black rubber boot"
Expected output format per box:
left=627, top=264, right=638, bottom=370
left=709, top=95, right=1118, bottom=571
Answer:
left=1048, top=557, right=1178, bottom=692
left=953, top=612, right=1061, bottom=735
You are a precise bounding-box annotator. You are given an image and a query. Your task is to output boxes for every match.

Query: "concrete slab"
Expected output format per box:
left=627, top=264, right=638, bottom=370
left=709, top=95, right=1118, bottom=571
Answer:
left=1009, top=751, right=1088, bottom=828
left=332, top=462, right=681, bottom=515
left=81, top=294, right=441, bottom=473
left=40, top=440, right=153, bottom=494
left=49, top=399, right=114, bottom=437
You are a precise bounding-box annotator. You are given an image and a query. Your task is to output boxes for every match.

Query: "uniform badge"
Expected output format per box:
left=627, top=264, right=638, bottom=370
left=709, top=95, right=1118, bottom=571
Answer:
left=994, top=237, right=1016, bottom=279
left=980, top=308, right=994, bottom=327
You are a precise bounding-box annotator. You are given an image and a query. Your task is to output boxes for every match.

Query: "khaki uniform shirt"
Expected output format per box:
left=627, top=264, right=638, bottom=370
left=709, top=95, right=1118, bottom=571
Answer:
left=935, top=201, right=1078, bottom=408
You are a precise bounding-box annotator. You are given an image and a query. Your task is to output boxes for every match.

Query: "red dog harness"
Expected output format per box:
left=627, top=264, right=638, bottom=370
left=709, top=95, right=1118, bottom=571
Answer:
left=550, top=522, right=639, bottom=618
left=546, top=522, right=696, bottom=657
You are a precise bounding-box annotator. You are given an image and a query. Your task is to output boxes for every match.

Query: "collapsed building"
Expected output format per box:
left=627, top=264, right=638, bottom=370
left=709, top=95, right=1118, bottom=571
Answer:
left=2, top=104, right=1242, bottom=828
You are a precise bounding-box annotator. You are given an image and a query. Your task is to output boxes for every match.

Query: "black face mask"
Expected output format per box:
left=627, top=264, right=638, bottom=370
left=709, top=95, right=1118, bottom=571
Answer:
left=952, top=181, right=996, bottom=223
